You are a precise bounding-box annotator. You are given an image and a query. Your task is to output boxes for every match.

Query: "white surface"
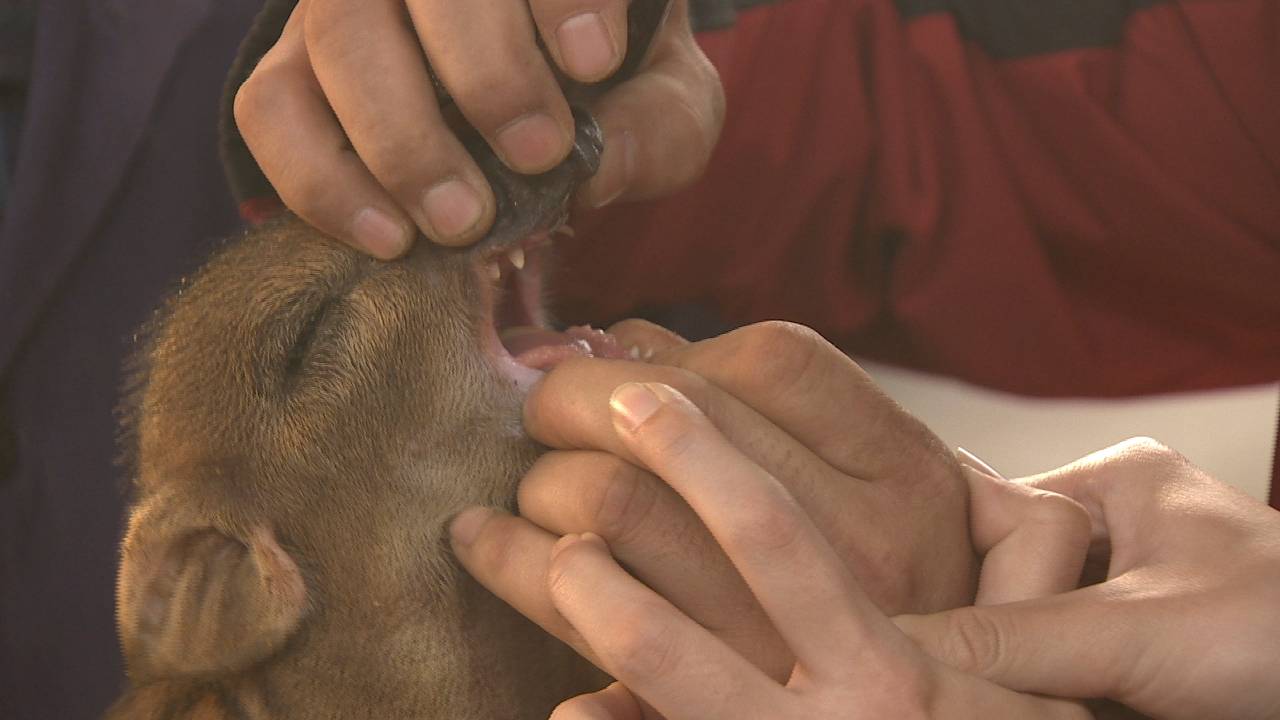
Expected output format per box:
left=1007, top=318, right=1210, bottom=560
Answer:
left=858, top=361, right=1279, bottom=502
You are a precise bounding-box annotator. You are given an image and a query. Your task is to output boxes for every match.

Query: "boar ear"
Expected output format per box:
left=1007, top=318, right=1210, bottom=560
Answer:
left=117, top=501, right=307, bottom=681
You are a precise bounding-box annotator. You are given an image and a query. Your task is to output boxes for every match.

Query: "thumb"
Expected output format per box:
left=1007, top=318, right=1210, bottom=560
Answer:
left=893, top=586, right=1145, bottom=703
left=578, top=16, right=724, bottom=208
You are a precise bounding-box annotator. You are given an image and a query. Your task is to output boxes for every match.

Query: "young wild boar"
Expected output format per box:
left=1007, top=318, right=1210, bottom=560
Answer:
left=105, top=3, right=672, bottom=715
left=107, top=211, right=623, bottom=719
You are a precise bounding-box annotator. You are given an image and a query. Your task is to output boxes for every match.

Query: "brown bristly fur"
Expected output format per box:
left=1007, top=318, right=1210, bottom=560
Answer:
left=107, top=216, right=603, bottom=719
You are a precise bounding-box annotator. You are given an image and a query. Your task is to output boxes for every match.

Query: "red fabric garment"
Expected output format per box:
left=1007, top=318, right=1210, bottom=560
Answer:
left=556, top=0, right=1280, bottom=401
left=229, top=0, right=1280, bottom=502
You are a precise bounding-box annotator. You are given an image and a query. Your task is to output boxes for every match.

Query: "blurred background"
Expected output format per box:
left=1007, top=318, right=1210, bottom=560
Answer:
left=864, top=363, right=1278, bottom=500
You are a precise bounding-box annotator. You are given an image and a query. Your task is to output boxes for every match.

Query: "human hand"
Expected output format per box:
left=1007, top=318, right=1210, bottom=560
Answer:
left=897, top=438, right=1280, bottom=720
left=539, top=382, right=1087, bottom=720
left=450, top=321, right=977, bottom=682
left=234, top=0, right=723, bottom=258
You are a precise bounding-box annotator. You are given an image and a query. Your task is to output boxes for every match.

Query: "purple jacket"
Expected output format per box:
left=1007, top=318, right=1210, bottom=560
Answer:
left=0, top=2, right=260, bottom=717
left=0, top=3, right=751, bottom=717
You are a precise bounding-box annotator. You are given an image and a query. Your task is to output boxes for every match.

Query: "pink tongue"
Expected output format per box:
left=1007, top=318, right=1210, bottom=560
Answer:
left=503, top=325, right=627, bottom=371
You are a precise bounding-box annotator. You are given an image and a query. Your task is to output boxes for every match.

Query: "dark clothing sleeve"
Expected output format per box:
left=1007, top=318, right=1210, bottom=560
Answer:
left=0, top=4, right=263, bottom=719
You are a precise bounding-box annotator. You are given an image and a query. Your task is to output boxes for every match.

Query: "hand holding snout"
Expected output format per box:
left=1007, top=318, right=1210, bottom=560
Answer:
left=537, top=382, right=1088, bottom=720
left=234, top=0, right=724, bottom=257
left=502, top=389, right=1280, bottom=718
left=450, top=320, right=977, bottom=683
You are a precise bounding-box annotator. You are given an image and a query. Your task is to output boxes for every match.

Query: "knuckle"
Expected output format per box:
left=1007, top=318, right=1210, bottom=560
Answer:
left=545, top=540, right=598, bottom=607
left=654, top=366, right=714, bottom=411
left=939, top=608, right=1007, bottom=677
left=827, top=659, right=935, bottom=718
left=679, top=43, right=726, bottom=141
left=301, top=0, right=357, bottom=54
left=233, top=69, right=278, bottom=138
left=605, top=605, right=681, bottom=681
left=1114, top=436, right=1186, bottom=474
left=653, top=56, right=725, bottom=182
left=466, top=520, right=518, bottom=579
left=545, top=563, right=576, bottom=608
left=450, top=66, right=551, bottom=129
left=724, top=493, right=806, bottom=557
left=359, top=129, right=450, bottom=193
left=731, top=321, right=828, bottom=394
left=591, top=458, right=659, bottom=545
left=844, top=533, right=912, bottom=610
left=273, top=164, right=334, bottom=220
left=1099, top=437, right=1193, bottom=497
left=1024, top=491, right=1093, bottom=542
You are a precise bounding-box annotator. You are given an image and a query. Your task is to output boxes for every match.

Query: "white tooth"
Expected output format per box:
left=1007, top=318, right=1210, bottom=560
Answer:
left=487, top=263, right=501, bottom=281
left=628, top=346, right=641, bottom=360
left=508, top=247, right=525, bottom=270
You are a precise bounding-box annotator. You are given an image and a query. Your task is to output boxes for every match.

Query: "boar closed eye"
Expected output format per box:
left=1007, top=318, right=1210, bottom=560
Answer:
left=284, top=298, right=335, bottom=382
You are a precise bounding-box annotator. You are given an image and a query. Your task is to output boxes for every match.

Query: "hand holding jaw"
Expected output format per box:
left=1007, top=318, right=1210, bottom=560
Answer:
left=452, top=320, right=1280, bottom=718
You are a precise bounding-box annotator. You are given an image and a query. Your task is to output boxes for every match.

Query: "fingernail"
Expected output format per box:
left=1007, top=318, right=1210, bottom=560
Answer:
left=609, top=382, right=664, bottom=431
left=556, top=13, right=617, bottom=80
left=956, top=447, right=1007, bottom=480
left=588, top=129, right=635, bottom=208
left=449, top=506, right=493, bottom=547
left=351, top=207, right=411, bottom=259
left=423, top=179, right=484, bottom=241
left=497, top=113, right=568, bottom=172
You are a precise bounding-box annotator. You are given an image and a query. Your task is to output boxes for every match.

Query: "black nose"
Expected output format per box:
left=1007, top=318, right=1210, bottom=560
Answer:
left=451, top=0, right=670, bottom=255
left=463, top=107, right=603, bottom=256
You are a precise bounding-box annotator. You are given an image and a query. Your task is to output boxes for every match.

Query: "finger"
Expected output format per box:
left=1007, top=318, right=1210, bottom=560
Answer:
left=657, top=322, right=950, bottom=485
left=550, top=682, right=646, bottom=720
left=934, top=671, right=1095, bottom=720
left=448, top=507, right=599, bottom=666
left=957, top=453, right=1091, bottom=605
left=893, top=582, right=1145, bottom=702
left=517, top=451, right=789, bottom=677
left=609, top=382, right=896, bottom=674
left=524, top=357, right=864, bottom=536
left=519, top=351, right=890, bottom=566
left=303, top=0, right=495, bottom=246
left=1015, top=437, right=1202, bottom=526
left=518, top=452, right=750, bottom=617
left=235, top=7, right=415, bottom=259
left=530, top=0, right=629, bottom=82
left=1016, top=438, right=1207, bottom=575
left=578, top=10, right=724, bottom=207
left=606, top=319, right=689, bottom=361
left=548, top=533, right=782, bottom=720
left=523, top=354, right=911, bottom=616
left=408, top=0, right=575, bottom=174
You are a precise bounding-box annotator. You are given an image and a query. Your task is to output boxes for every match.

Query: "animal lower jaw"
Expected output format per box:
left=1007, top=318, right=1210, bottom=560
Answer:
left=476, top=230, right=628, bottom=393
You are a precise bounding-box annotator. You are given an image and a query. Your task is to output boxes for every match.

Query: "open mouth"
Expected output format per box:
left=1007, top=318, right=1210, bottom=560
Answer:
left=477, top=228, right=629, bottom=392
